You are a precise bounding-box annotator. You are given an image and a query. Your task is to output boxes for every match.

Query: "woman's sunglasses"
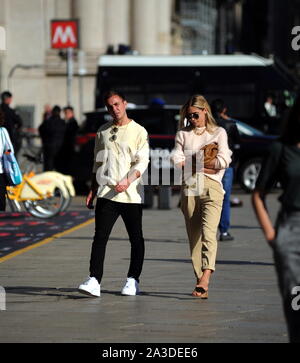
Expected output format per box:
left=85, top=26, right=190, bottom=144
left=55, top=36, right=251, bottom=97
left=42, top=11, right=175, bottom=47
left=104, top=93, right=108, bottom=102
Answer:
left=186, top=112, right=200, bottom=121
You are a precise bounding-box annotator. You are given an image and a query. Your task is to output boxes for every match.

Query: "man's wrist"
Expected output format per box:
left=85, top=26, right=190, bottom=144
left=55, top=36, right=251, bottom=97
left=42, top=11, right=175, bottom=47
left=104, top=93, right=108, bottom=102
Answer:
left=127, top=170, right=140, bottom=184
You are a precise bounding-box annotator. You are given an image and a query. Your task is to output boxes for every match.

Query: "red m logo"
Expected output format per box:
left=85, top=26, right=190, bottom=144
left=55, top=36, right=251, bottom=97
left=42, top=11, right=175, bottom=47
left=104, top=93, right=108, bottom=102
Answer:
left=51, top=20, right=79, bottom=49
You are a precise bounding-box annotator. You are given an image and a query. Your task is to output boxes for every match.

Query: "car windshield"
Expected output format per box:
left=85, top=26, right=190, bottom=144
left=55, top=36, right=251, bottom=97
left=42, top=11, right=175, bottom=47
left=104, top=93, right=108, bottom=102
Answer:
left=236, top=120, right=265, bottom=136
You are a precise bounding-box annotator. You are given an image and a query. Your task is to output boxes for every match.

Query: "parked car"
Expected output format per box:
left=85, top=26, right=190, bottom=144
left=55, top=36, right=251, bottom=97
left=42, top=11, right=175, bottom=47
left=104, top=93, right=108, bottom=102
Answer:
left=235, top=120, right=278, bottom=192
left=72, top=106, right=277, bottom=193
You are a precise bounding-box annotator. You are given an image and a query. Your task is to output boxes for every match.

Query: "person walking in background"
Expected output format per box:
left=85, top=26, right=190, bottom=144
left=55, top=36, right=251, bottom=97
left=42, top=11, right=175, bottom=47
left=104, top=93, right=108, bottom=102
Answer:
left=0, top=109, right=14, bottom=212
left=38, top=105, right=66, bottom=171
left=56, top=106, right=79, bottom=175
left=263, top=94, right=279, bottom=134
left=264, top=94, right=277, bottom=118
left=172, top=95, right=231, bottom=298
left=42, top=104, right=52, bottom=121
left=78, top=91, right=149, bottom=297
left=211, top=99, right=241, bottom=241
left=0, top=91, right=23, bottom=156
left=252, top=93, right=300, bottom=343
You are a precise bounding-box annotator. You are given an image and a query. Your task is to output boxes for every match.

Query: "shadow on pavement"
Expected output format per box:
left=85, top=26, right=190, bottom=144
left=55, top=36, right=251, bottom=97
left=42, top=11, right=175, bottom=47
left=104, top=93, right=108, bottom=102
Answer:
left=5, top=286, right=90, bottom=300
left=144, top=258, right=274, bottom=266
left=5, top=286, right=194, bottom=301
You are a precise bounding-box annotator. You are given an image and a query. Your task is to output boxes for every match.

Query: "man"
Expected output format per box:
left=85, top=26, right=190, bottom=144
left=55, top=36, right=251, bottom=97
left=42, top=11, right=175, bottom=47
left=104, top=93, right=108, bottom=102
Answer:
left=211, top=99, right=241, bottom=241
left=263, top=94, right=278, bottom=134
left=264, top=94, right=277, bottom=118
left=56, top=106, right=79, bottom=174
left=0, top=91, right=23, bottom=155
left=38, top=105, right=66, bottom=171
left=78, top=91, right=149, bottom=297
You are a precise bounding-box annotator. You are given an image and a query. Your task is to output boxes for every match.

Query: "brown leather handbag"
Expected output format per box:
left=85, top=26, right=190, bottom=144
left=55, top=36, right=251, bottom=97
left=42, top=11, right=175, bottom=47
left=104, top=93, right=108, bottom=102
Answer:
left=201, top=142, right=218, bottom=164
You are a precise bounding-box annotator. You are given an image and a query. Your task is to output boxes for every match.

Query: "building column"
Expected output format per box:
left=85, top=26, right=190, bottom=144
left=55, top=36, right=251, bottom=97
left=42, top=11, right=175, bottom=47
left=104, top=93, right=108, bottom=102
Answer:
left=105, top=0, right=130, bottom=51
left=73, top=0, right=105, bottom=52
left=54, top=0, right=72, bottom=18
left=132, top=0, right=157, bottom=55
left=157, top=0, right=172, bottom=54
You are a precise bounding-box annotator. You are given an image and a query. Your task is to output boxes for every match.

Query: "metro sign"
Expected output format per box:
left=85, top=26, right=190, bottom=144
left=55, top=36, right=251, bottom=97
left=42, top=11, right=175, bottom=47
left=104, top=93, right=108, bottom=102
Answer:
left=51, top=20, right=79, bottom=49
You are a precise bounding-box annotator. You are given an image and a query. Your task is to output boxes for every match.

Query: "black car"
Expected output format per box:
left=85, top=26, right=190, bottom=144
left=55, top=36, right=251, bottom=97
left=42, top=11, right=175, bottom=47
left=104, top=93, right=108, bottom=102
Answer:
left=235, top=120, right=278, bottom=192
left=72, top=106, right=277, bottom=193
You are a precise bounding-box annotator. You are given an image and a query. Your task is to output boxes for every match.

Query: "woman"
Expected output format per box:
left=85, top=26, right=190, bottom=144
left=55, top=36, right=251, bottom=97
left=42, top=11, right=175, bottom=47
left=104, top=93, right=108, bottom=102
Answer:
left=0, top=109, right=14, bottom=211
left=172, top=95, right=232, bottom=298
left=252, top=93, right=300, bottom=343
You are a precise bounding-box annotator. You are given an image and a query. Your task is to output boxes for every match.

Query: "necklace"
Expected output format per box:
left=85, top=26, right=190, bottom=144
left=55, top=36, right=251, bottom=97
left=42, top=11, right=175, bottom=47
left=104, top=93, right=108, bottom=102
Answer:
left=193, top=127, right=206, bottom=136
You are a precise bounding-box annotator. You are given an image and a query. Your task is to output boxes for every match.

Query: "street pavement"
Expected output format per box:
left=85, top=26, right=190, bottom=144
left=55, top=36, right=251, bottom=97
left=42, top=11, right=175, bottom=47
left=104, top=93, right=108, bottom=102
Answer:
left=0, top=188, right=288, bottom=343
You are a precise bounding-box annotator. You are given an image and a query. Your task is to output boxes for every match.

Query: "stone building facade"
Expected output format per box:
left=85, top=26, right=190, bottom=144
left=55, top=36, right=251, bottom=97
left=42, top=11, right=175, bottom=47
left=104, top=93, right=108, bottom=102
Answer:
left=0, top=0, right=174, bottom=127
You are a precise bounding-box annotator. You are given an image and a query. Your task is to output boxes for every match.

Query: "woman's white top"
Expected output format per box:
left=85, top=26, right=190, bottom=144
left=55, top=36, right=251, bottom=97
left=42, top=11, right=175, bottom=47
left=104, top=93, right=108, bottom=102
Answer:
left=0, top=127, right=14, bottom=174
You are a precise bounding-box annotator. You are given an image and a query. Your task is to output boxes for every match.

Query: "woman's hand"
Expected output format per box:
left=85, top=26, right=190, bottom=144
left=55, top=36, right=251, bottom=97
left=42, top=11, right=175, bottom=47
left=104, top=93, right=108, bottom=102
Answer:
left=252, top=190, right=275, bottom=248
left=203, top=168, right=218, bottom=174
left=266, top=228, right=276, bottom=241
left=204, top=157, right=217, bottom=169
left=266, top=228, right=276, bottom=247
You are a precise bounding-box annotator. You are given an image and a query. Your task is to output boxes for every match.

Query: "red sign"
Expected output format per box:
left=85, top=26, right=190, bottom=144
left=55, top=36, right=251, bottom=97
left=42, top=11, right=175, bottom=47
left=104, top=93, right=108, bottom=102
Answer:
left=51, top=20, right=79, bottom=49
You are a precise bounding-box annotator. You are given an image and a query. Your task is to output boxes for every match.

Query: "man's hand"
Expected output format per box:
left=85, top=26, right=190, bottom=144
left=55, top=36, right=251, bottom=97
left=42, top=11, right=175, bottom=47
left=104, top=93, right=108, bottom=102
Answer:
left=115, top=178, right=130, bottom=193
left=86, top=173, right=98, bottom=209
left=114, top=170, right=141, bottom=193
left=86, top=189, right=97, bottom=209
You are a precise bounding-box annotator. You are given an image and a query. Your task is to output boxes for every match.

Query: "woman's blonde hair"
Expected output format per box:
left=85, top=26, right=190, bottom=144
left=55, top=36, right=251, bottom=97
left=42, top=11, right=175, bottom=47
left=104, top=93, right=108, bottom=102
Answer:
left=178, top=94, right=218, bottom=133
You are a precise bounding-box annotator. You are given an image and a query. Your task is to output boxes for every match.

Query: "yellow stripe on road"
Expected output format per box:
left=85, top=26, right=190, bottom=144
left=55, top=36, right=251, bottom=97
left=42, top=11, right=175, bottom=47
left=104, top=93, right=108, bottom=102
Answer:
left=0, top=218, right=94, bottom=264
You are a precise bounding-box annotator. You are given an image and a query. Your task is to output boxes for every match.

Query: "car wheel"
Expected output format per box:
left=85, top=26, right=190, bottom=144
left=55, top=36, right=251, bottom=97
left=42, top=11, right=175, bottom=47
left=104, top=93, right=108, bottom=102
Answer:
left=238, top=158, right=262, bottom=193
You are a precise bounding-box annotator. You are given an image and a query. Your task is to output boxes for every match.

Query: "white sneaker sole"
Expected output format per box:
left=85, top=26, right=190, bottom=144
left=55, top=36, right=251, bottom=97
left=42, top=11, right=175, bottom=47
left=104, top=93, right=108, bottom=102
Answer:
left=121, top=289, right=140, bottom=296
left=78, top=286, right=101, bottom=297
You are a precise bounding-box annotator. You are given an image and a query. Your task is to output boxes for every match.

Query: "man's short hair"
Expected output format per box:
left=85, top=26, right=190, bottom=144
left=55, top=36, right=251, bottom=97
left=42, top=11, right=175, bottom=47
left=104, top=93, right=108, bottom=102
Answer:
left=103, top=90, right=126, bottom=104
left=1, top=91, right=12, bottom=102
left=63, top=106, right=74, bottom=112
left=211, top=98, right=226, bottom=116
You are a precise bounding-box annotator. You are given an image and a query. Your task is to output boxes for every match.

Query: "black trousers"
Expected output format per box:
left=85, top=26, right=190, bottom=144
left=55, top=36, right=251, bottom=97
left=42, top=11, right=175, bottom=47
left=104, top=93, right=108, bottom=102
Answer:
left=89, top=198, right=145, bottom=284
left=273, top=209, right=300, bottom=343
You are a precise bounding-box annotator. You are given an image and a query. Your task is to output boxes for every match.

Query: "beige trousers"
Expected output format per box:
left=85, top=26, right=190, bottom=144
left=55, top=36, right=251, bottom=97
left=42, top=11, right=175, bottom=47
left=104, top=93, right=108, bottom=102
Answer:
left=180, top=176, right=224, bottom=279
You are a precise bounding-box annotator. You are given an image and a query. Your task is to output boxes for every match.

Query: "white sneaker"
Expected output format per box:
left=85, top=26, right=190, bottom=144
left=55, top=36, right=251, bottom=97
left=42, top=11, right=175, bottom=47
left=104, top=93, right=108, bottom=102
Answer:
left=121, top=277, right=140, bottom=296
left=78, top=276, right=101, bottom=297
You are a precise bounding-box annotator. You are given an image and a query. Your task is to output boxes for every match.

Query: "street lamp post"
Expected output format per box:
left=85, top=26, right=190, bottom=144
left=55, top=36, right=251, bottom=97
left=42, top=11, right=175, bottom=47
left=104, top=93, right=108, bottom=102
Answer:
left=66, top=47, right=74, bottom=106
left=78, top=49, right=87, bottom=122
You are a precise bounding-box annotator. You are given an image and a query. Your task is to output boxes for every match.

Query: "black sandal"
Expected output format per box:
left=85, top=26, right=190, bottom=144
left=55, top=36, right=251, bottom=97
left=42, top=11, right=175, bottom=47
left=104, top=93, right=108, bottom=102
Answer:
left=192, top=286, right=208, bottom=299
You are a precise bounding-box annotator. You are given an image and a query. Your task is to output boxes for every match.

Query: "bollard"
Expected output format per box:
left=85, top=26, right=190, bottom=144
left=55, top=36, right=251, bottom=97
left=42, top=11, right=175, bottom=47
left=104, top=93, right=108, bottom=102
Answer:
left=158, top=186, right=171, bottom=209
left=143, top=186, right=154, bottom=208
left=0, top=286, right=6, bottom=311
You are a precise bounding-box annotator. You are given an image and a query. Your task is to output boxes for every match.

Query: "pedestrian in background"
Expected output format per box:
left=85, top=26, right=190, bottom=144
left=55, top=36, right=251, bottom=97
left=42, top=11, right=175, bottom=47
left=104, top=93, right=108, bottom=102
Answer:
left=38, top=105, right=66, bottom=171
left=172, top=95, right=231, bottom=298
left=56, top=106, right=79, bottom=175
left=264, top=94, right=277, bottom=118
left=0, top=109, right=14, bottom=211
left=252, top=93, right=300, bottom=343
left=42, top=104, right=52, bottom=121
left=78, top=91, right=149, bottom=297
left=0, top=91, right=23, bottom=156
left=211, top=99, right=241, bottom=241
